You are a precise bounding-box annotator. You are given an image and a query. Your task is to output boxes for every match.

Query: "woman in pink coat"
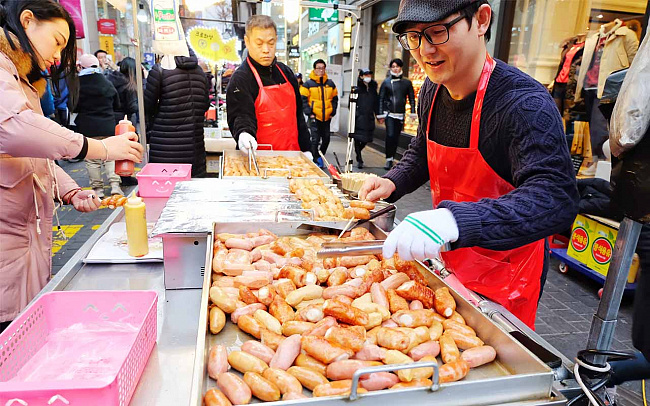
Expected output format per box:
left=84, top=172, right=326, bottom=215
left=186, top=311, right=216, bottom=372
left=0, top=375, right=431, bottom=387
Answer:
left=0, top=0, right=144, bottom=332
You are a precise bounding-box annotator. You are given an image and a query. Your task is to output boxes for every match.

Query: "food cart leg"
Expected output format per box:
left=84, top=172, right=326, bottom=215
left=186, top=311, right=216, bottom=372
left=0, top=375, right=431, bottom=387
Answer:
left=585, top=217, right=642, bottom=367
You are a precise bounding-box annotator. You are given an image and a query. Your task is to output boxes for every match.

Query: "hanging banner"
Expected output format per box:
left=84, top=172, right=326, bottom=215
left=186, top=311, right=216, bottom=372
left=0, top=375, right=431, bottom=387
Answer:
left=99, top=36, right=115, bottom=60
left=187, top=27, right=239, bottom=63
left=60, top=0, right=85, bottom=38
left=150, top=0, right=189, bottom=56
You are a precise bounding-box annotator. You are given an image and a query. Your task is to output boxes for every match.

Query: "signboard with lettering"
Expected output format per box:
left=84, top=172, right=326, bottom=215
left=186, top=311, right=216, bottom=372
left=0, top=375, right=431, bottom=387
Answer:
left=309, top=0, right=338, bottom=22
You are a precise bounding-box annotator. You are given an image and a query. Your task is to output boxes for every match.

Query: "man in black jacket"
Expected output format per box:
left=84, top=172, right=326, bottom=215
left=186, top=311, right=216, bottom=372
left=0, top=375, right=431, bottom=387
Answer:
left=227, top=16, right=311, bottom=156
left=378, top=58, right=416, bottom=169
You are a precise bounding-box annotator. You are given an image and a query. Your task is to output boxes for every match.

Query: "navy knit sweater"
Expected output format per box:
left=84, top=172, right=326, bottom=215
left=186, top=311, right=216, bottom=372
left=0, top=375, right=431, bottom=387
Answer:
left=384, top=60, right=579, bottom=251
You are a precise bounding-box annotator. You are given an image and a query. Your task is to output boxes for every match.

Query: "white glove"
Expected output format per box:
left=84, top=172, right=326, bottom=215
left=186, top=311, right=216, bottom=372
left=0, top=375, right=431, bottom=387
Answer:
left=303, top=151, right=313, bottom=161
left=238, top=132, right=258, bottom=154
left=383, top=208, right=459, bottom=261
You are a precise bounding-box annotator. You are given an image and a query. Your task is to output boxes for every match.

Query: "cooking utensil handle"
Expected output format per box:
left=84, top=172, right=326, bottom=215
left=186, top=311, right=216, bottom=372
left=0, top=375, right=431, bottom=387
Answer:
left=349, top=361, right=440, bottom=401
left=353, top=204, right=397, bottom=228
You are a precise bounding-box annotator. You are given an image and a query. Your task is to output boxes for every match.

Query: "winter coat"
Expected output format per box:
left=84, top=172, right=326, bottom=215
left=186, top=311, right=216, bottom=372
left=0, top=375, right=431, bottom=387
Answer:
left=144, top=55, right=210, bottom=177
left=576, top=19, right=639, bottom=100
left=301, top=70, right=338, bottom=122
left=226, top=57, right=310, bottom=151
left=107, top=70, right=138, bottom=125
left=0, top=31, right=83, bottom=322
left=75, top=72, right=120, bottom=137
left=378, top=74, right=416, bottom=117
left=352, top=77, right=379, bottom=143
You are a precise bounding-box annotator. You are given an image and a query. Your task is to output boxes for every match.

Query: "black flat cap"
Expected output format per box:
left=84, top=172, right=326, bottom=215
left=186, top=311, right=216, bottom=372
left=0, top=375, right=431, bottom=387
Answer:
left=393, top=0, right=477, bottom=33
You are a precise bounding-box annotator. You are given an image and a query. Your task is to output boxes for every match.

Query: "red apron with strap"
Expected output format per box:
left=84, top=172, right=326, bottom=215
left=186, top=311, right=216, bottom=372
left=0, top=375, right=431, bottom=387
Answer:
left=247, top=58, right=300, bottom=151
left=426, top=54, right=544, bottom=329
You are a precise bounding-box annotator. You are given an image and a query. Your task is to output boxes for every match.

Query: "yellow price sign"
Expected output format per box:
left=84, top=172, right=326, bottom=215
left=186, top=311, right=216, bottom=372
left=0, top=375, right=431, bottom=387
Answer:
left=187, top=27, right=239, bottom=63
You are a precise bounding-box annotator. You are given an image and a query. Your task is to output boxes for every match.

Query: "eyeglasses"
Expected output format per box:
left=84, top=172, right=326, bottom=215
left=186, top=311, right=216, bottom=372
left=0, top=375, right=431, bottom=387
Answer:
left=396, top=15, right=465, bottom=50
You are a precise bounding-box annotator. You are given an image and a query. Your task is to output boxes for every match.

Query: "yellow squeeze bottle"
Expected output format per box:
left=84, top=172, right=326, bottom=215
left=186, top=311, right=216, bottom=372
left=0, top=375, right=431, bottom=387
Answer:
left=124, top=196, right=149, bottom=257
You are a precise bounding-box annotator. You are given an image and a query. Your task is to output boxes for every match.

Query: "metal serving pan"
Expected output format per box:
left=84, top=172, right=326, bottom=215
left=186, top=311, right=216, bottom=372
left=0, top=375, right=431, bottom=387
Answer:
left=189, top=222, right=558, bottom=406
left=220, top=150, right=330, bottom=183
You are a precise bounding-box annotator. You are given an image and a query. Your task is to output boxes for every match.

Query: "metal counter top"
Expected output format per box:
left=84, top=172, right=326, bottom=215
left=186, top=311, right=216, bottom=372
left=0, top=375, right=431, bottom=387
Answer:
left=30, top=196, right=204, bottom=406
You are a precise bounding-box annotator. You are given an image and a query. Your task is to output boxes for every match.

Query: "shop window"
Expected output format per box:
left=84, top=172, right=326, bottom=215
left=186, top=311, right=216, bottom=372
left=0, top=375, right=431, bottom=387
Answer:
left=373, top=19, right=403, bottom=80
left=506, top=0, right=646, bottom=85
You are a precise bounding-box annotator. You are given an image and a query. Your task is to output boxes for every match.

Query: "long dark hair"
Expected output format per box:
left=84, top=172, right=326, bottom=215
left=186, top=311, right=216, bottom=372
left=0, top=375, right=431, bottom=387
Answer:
left=0, top=0, right=78, bottom=107
left=119, top=56, right=137, bottom=92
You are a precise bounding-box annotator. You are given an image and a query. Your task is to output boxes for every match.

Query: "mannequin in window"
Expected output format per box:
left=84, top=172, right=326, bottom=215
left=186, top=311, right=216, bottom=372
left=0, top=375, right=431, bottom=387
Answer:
left=575, top=19, right=638, bottom=164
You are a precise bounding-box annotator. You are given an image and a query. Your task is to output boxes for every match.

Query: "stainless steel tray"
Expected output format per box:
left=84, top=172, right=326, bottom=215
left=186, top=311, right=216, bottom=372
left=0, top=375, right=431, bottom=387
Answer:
left=220, top=150, right=330, bottom=182
left=190, top=222, right=556, bottom=405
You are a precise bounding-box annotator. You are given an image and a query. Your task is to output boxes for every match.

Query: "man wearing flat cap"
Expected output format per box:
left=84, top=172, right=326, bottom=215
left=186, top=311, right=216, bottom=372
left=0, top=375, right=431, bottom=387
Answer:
left=359, top=0, right=579, bottom=328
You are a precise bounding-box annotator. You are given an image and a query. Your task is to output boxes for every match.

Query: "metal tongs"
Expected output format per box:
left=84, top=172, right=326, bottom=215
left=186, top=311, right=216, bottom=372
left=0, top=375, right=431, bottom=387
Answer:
left=248, top=141, right=260, bottom=175
left=317, top=240, right=385, bottom=258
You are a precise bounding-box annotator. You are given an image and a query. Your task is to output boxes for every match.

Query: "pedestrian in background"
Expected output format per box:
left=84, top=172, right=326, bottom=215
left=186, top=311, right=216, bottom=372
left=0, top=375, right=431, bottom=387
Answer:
left=144, top=49, right=210, bottom=177
left=108, top=57, right=138, bottom=125
left=301, top=59, right=338, bottom=166
left=75, top=54, right=123, bottom=197
left=378, top=58, right=416, bottom=169
left=353, top=68, right=379, bottom=169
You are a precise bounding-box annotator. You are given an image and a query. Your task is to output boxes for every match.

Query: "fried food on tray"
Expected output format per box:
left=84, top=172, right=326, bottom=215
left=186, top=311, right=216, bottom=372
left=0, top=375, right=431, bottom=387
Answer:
left=205, top=227, right=498, bottom=402
left=223, top=155, right=322, bottom=178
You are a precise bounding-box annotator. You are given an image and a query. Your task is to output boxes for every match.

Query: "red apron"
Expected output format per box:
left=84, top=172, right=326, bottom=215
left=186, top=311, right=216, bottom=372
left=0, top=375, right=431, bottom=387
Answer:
left=247, top=58, right=300, bottom=151
left=426, top=54, right=544, bottom=329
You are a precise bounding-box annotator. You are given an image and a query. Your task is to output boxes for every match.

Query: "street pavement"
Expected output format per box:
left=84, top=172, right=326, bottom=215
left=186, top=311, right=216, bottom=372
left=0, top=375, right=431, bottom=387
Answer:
left=52, top=134, right=644, bottom=403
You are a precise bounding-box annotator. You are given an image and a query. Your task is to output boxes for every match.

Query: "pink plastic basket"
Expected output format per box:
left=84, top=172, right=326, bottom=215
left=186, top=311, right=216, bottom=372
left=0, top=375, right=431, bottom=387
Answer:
left=136, top=163, right=191, bottom=197
left=0, top=290, right=157, bottom=406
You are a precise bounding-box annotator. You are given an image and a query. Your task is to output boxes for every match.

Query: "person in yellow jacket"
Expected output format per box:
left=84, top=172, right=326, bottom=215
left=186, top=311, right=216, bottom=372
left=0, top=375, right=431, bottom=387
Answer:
left=301, top=59, right=338, bottom=165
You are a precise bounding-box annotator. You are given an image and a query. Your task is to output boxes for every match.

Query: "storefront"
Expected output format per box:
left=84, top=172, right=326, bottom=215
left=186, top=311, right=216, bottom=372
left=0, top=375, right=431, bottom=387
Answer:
left=501, top=0, right=648, bottom=85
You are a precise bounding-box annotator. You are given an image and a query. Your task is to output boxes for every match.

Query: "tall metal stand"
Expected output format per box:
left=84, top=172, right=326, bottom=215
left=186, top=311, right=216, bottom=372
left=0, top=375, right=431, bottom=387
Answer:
left=585, top=217, right=642, bottom=366
left=131, top=0, right=148, bottom=164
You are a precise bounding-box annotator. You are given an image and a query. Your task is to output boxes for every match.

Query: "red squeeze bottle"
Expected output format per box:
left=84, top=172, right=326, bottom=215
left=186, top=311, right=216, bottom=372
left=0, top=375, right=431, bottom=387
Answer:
left=115, top=116, right=136, bottom=176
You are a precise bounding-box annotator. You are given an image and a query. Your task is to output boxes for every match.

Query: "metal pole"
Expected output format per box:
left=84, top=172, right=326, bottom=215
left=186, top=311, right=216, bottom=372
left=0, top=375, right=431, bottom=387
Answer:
left=586, top=217, right=642, bottom=366
left=131, top=0, right=148, bottom=163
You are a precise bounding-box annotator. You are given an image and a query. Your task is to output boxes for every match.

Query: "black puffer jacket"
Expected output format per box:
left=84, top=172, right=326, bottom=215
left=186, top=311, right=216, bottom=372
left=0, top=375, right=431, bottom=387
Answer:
left=75, top=72, right=120, bottom=137
left=352, top=77, right=379, bottom=143
left=144, top=54, right=209, bottom=177
left=378, top=74, right=416, bottom=116
left=107, top=70, right=138, bottom=125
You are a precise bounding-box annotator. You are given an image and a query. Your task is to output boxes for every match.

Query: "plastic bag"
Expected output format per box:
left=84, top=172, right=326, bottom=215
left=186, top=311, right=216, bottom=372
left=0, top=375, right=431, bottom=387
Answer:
left=610, top=31, right=650, bottom=157
left=149, top=0, right=189, bottom=57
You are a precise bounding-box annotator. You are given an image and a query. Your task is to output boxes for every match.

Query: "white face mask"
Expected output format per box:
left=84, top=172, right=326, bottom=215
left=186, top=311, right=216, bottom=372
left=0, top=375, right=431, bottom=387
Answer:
left=363, top=76, right=372, bottom=83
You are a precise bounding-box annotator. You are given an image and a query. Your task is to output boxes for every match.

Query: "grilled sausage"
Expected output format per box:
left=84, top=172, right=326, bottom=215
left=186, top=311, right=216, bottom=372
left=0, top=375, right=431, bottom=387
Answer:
left=228, top=351, right=269, bottom=374
left=460, top=345, right=497, bottom=368
left=359, top=372, right=400, bottom=391
left=395, top=281, right=435, bottom=309
left=408, top=340, right=441, bottom=361
left=209, top=306, right=226, bottom=334
left=282, top=320, right=315, bottom=336
left=326, top=360, right=382, bottom=380
left=312, top=380, right=368, bottom=397
left=294, top=353, right=328, bottom=376
left=301, top=335, right=351, bottom=364
left=203, top=388, right=232, bottom=406
left=237, top=314, right=263, bottom=339
left=439, top=334, right=460, bottom=364
left=439, top=359, right=470, bottom=383
left=231, top=303, right=266, bottom=324
left=241, top=340, right=275, bottom=365
left=287, top=366, right=329, bottom=391
left=268, top=296, right=296, bottom=325
left=262, top=368, right=303, bottom=395
left=269, top=334, right=302, bottom=370
left=434, top=287, right=456, bottom=317
left=392, top=309, right=437, bottom=328
left=444, top=329, right=484, bottom=350
left=208, top=345, right=229, bottom=379
left=243, top=372, right=281, bottom=402
left=387, top=289, right=409, bottom=313
left=217, top=372, right=252, bottom=405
